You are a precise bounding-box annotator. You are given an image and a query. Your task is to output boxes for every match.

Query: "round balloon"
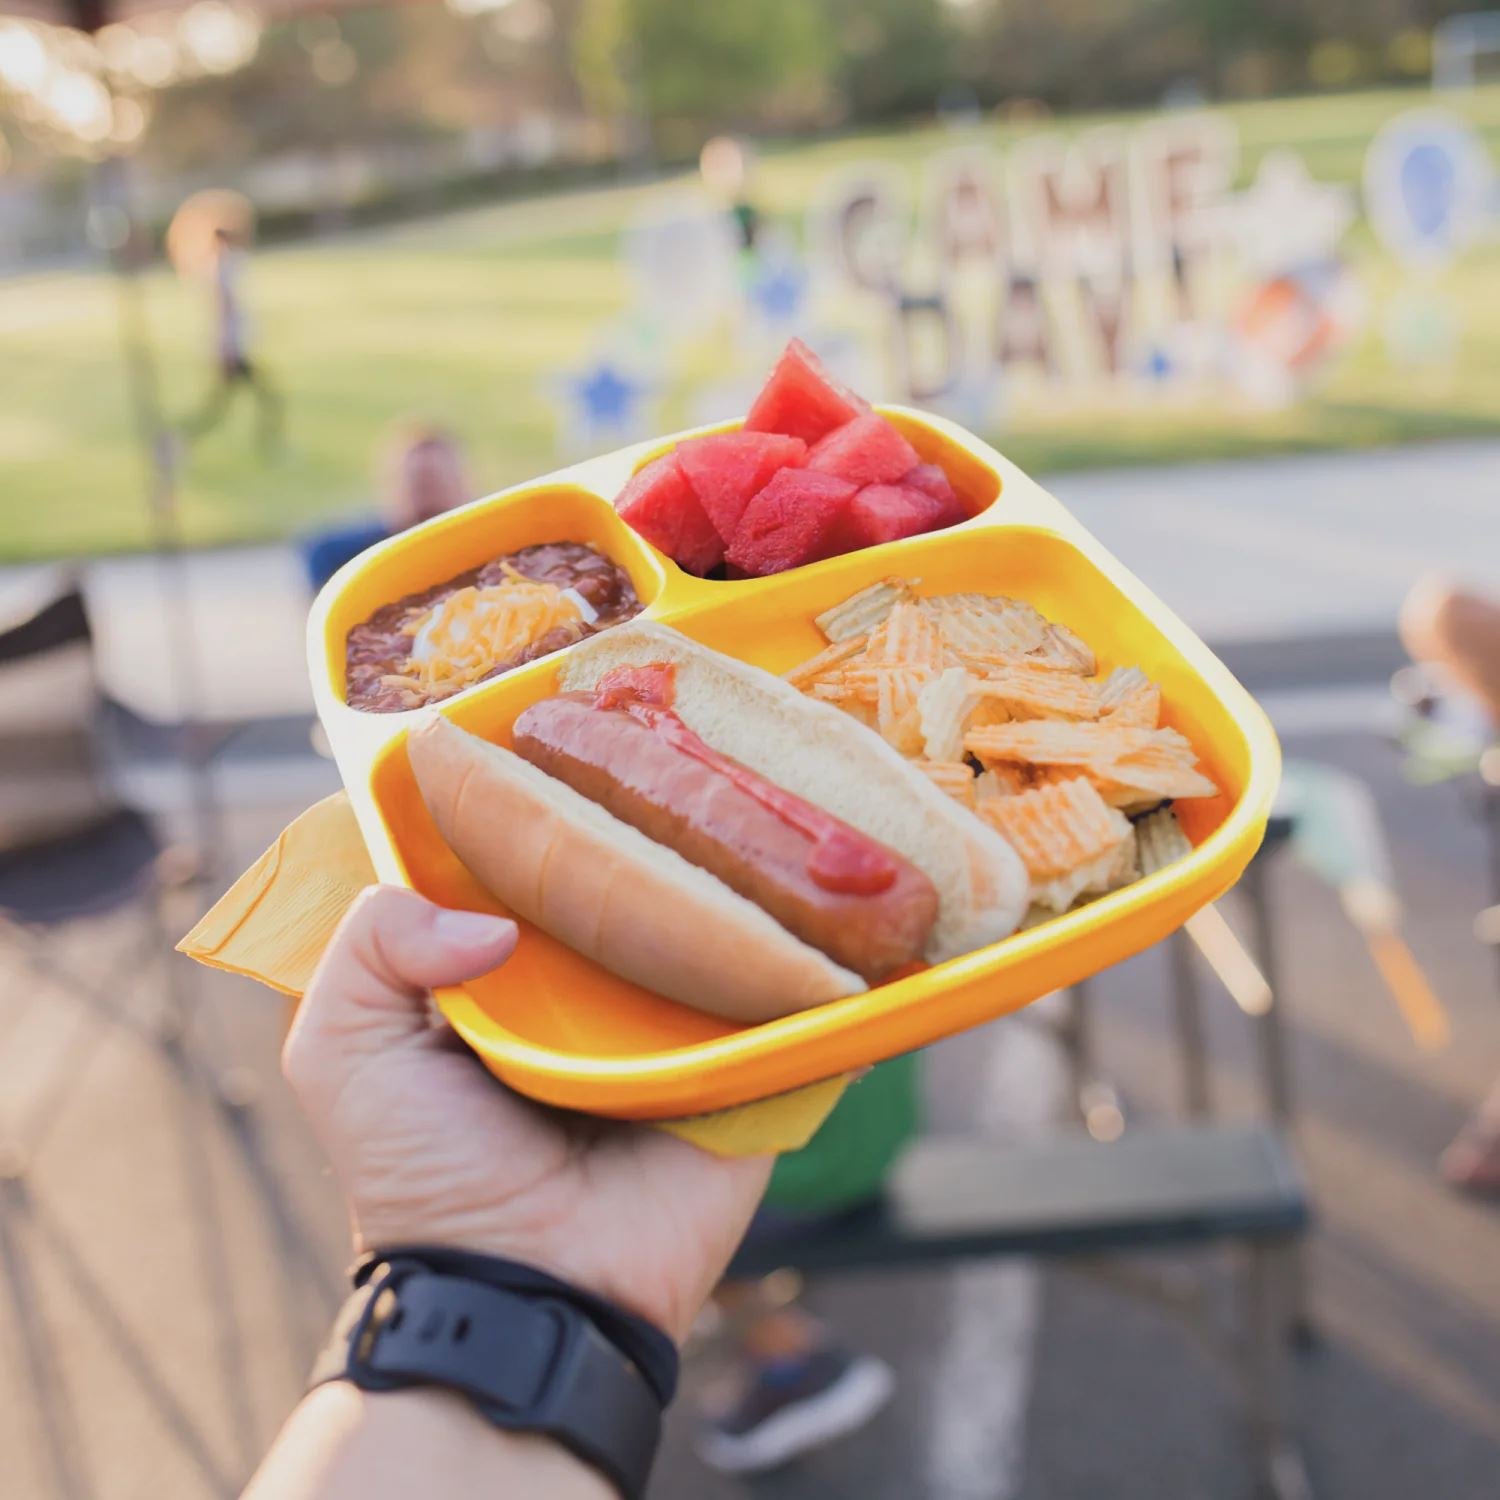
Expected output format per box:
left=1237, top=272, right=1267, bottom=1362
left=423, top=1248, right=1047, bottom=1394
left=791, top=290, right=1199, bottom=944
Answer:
left=1363, top=109, right=1492, bottom=268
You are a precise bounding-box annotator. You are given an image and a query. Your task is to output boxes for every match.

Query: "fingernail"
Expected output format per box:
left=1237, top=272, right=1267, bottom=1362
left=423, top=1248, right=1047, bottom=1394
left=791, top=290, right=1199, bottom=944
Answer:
left=433, top=909, right=516, bottom=948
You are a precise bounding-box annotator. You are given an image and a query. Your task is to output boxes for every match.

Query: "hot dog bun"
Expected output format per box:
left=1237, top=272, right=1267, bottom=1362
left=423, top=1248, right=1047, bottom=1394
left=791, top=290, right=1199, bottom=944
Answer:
left=407, top=713, right=866, bottom=1023
left=559, top=622, right=1030, bottom=963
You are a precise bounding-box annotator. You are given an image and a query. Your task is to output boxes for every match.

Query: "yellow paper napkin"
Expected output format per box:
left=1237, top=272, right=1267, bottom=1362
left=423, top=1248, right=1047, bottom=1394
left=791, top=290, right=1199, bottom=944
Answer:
left=178, top=792, right=846, bottom=1156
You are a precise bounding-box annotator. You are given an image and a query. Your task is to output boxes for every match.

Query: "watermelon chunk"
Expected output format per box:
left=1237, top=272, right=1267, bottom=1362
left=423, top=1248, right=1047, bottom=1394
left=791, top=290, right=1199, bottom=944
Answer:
left=806, top=412, right=920, bottom=487
left=675, top=430, right=806, bottom=545
left=614, top=452, right=724, bottom=575
left=836, top=483, right=946, bottom=551
left=744, top=338, right=868, bottom=444
left=725, top=469, right=858, bottom=576
left=901, top=461, right=966, bottom=527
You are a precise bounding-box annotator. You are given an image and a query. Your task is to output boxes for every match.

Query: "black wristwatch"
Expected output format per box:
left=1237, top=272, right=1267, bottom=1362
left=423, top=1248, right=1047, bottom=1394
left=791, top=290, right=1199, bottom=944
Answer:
left=309, top=1248, right=677, bottom=1499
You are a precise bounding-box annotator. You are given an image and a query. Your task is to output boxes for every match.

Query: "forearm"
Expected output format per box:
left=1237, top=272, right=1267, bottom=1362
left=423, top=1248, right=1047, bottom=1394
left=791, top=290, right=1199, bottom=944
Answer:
left=243, top=1383, right=614, bottom=1500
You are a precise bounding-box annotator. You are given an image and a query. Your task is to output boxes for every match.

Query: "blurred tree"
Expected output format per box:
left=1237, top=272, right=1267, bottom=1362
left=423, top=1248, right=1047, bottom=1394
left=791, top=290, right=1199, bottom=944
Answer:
left=823, top=0, right=956, bottom=119
left=573, top=0, right=836, bottom=154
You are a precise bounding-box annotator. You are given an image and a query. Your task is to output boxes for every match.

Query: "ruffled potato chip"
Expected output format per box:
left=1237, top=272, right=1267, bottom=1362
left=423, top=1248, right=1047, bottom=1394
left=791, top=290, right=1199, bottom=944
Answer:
left=782, top=634, right=868, bottom=688
left=966, top=720, right=1134, bottom=766
left=1135, top=806, right=1194, bottom=875
left=876, top=667, right=927, bottom=755
left=868, top=601, right=946, bottom=675
left=918, top=667, right=972, bottom=763
left=922, top=594, right=1050, bottom=657
left=1098, top=666, right=1159, bottom=728
left=815, top=579, right=911, bottom=642
left=917, top=759, right=977, bottom=807
left=1033, top=622, right=1097, bottom=674
left=978, top=780, right=1128, bottom=894
left=975, top=764, right=1031, bottom=799
left=972, top=660, right=1103, bottom=721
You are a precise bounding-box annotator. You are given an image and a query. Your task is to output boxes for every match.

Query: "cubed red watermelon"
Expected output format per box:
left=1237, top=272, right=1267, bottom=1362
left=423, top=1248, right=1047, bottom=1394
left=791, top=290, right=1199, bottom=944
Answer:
left=675, top=430, right=806, bottom=545
left=725, top=469, right=858, bottom=576
left=835, top=483, right=946, bottom=551
left=901, top=461, right=966, bottom=527
left=744, top=338, right=868, bottom=445
left=806, top=412, right=921, bottom=487
left=614, top=452, right=724, bottom=575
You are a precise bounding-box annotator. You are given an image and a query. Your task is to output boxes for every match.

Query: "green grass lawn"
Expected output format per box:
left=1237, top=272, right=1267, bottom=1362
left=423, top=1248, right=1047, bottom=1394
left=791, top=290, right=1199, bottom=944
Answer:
left=3, top=81, right=1500, bottom=561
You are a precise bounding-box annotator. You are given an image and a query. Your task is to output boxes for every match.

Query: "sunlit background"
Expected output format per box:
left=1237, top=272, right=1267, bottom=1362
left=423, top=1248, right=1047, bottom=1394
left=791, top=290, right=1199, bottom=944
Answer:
left=1, top=4, right=1499, bottom=1499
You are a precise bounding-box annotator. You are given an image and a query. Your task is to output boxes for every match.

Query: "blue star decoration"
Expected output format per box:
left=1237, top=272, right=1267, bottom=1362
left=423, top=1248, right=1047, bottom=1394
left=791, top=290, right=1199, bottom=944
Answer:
left=1143, top=344, right=1175, bottom=381
left=748, top=256, right=808, bottom=325
left=568, top=361, right=643, bottom=431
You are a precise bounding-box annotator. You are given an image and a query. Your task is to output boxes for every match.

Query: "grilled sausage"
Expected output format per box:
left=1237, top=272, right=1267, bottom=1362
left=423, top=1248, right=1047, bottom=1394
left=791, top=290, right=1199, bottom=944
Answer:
left=512, top=693, right=938, bottom=982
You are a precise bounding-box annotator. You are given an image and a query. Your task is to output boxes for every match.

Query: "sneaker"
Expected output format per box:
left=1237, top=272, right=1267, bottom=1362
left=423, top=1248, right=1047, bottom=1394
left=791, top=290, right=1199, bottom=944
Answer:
left=697, top=1347, right=894, bottom=1474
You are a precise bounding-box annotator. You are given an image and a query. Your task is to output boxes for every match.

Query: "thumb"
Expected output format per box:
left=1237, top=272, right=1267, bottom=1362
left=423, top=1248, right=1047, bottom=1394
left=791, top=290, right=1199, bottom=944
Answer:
left=286, top=886, right=516, bottom=1085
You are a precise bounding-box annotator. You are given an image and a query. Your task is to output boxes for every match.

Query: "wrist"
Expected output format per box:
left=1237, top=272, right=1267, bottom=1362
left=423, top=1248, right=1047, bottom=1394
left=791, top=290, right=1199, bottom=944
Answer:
left=351, top=1222, right=691, bottom=1345
left=247, top=1384, right=613, bottom=1500
left=309, top=1250, right=673, bottom=1498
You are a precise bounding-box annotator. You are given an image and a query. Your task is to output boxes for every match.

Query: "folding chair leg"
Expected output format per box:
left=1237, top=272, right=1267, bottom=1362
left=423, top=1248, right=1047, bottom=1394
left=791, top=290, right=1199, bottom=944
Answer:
left=1168, top=927, right=1212, bottom=1118
left=1240, top=859, right=1317, bottom=1347
left=1242, top=1242, right=1314, bottom=1500
left=1064, top=980, right=1126, bottom=1141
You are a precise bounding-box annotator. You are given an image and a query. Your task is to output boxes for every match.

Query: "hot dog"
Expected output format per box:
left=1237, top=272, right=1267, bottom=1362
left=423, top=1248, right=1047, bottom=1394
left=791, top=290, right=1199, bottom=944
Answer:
left=512, top=679, right=939, bottom=983
left=407, top=621, right=1029, bottom=1023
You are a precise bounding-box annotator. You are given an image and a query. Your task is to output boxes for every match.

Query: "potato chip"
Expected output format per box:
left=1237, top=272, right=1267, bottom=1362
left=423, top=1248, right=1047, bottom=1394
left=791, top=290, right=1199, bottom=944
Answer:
left=1033, top=622, right=1097, bottom=674
left=934, top=611, right=1034, bottom=659
left=1095, top=727, right=1217, bottom=804
left=1095, top=666, right=1158, bottom=728
left=815, top=579, right=911, bottom=642
left=917, top=759, right=976, bottom=807
left=1097, top=666, right=1148, bottom=709
left=1135, top=806, right=1193, bottom=875
left=1030, top=765, right=1090, bottom=788
left=965, top=720, right=1133, bottom=767
left=867, top=600, right=946, bottom=676
left=971, top=661, right=1103, bottom=721
left=1106, top=682, right=1160, bottom=729
left=977, top=777, right=1133, bottom=912
left=876, top=667, right=927, bottom=755
left=918, top=667, right=972, bottom=763
left=975, top=765, right=1030, bottom=800
left=918, top=592, right=1049, bottom=654
left=783, top=635, right=868, bottom=688
left=967, top=694, right=1012, bottom=729
left=831, top=666, right=893, bottom=705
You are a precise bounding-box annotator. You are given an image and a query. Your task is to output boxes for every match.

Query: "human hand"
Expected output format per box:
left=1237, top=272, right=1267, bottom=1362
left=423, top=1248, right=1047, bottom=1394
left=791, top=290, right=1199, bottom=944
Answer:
left=284, top=886, right=772, bottom=1344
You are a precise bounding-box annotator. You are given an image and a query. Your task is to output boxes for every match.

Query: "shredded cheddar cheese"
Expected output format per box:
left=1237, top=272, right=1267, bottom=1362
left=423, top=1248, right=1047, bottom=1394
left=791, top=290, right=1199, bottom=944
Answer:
left=405, top=579, right=583, bottom=697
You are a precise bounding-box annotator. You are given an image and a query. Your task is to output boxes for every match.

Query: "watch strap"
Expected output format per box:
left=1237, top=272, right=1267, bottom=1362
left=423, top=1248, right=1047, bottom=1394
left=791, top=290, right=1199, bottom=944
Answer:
left=310, top=1258, right=661, bottom=1498
left=352, top=1244, right=679, bottom=1406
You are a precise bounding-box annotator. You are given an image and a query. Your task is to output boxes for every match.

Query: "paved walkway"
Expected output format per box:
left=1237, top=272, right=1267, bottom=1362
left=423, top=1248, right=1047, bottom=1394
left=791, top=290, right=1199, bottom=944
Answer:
left=4, top=724, right=1498, bottom=1500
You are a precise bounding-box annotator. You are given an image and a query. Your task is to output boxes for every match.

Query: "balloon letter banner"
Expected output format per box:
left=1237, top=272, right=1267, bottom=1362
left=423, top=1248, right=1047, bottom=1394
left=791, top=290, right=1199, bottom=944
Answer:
left=808, top=112, right=1370, bottom=415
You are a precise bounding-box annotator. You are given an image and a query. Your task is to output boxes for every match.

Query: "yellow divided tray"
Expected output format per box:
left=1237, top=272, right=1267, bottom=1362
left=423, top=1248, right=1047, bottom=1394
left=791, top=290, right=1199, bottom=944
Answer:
left=308, top=409, right=1280, bottom=1119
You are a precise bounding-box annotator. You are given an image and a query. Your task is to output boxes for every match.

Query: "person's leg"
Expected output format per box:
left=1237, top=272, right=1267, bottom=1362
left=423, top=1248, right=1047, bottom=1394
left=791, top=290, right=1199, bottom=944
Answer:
left=1400, top=578, right=1500, bottom=1191
left=244, top=362, right=284, bottom=455
left=180, top=367, right=237, bottom=439
left=698, top=1271, right=893, bottom=1474
left=1440, top=1072, right=1500, bottom=1194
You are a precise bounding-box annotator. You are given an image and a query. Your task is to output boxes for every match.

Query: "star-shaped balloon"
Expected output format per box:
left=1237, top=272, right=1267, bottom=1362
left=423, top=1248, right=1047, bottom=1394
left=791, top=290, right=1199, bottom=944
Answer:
left=555, top=354, right=653, bottom=457
left=747, top=253, right=808, bottom=327
left=1234, top=150, right=1355, bottom=276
